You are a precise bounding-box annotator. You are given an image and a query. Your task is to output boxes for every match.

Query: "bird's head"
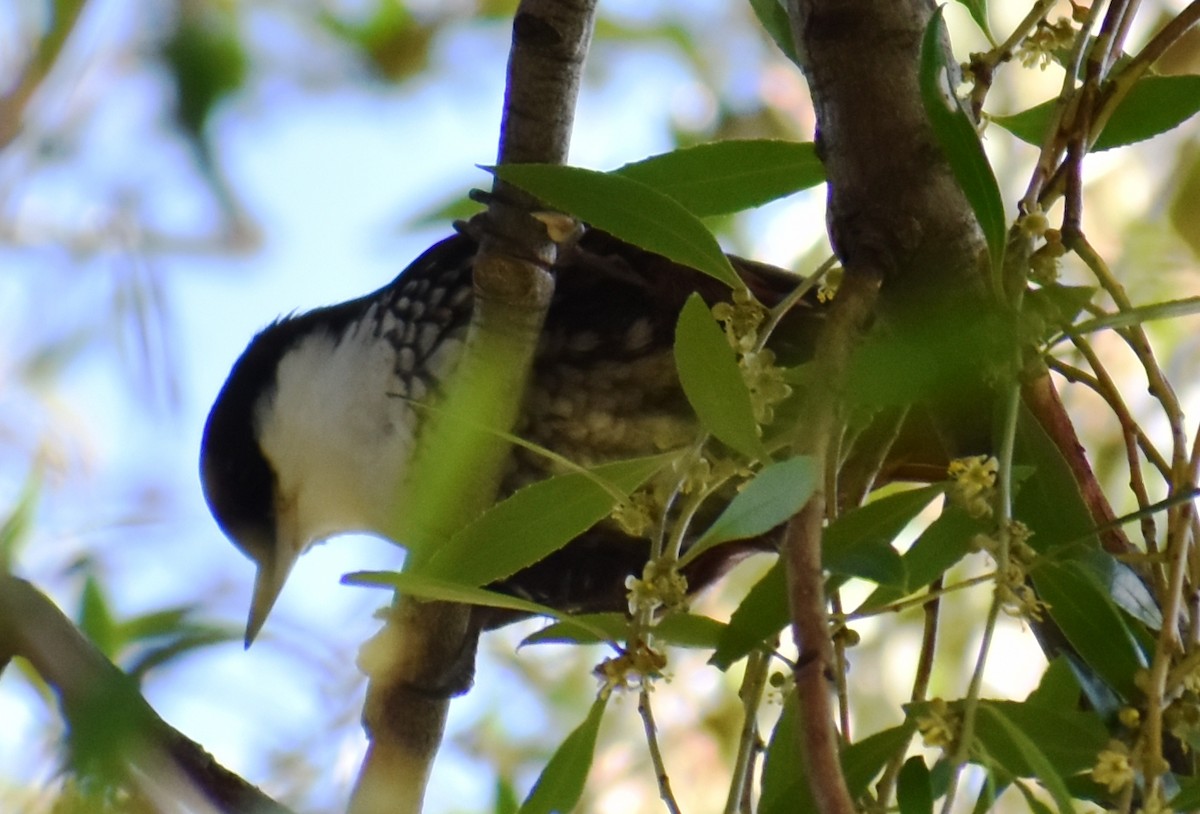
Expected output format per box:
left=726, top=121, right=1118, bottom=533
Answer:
left=201, top=301, right=421, bottom=646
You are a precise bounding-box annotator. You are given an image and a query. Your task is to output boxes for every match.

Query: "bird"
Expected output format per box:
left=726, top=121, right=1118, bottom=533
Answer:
left=200, top=217, right=827, bottom=647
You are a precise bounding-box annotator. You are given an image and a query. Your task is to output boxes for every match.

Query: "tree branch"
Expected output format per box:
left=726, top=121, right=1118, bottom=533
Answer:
left=0, top=575, right=291, bottom=814
left=349, top=3, right=597, bottom=813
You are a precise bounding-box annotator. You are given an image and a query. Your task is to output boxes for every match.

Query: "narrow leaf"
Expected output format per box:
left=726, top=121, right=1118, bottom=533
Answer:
left=919, top=9, right=1006, bottom=272
left=615, top=140, right=824, bottom=216
left=519, top=693, right=610, bottom=814
left=711, top=559, right=786, bottom=669
left=1024, top=656, right=1082, bottom=710
left=684, top=456, right=818, bottom=566
left=1031, top=559, right=1146, bottom=700
left=747, top=0, right=800, bottom=65
left=824, top=485, right=946, bottom=586
left=490, top=164, right=740, bottom=287
left=675, top=294, right=766, bottom=459
left=521, top=612, right=726, bottom=650
left=954, top=0, right=992, bottom=40
left=1066, top=295, right=1200, bottom=336
left=974, top=704, right=1075, bottom=814
left=994, top=75, right=1200, bottom=151
left=344, top=570, right=617, bottom=644
left=859, top=503, right=986, bottom=611
left=420, top=454, right=672, bottom=587
left=898, top=756, right=934, bottom=814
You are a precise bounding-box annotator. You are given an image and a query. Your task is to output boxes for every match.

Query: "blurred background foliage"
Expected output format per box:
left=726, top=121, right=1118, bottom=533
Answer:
left=0, top=0, right=1197, bottom=812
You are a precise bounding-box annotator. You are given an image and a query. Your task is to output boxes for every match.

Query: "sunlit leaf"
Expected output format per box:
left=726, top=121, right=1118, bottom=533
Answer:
left=993, top=75, right=1200, bottom=151
left=344, top=571, right=617, bottom=644
left=1065, top=296, right=1200, bottom=337
left=420, top=453, right=673, bottom=587
left=675, top=294, right=766, bottom=459
left=919, top=9, right=1006, bottom=272
left=518, top=693, right=610, bottom=814
left=521, top=612, right=726, bottom=650
left=0, top=469, right=40, bottom=572
left=615, top=140, right=824, bottom=216
left=78, top=575, right=118, bottom=659
left=489, top=164, right=740, bottom=287
left=684, top=456, right=818, bottom=566
left=954, top=0, right=992, bottom=40
left=747, top=0, right=800, bottom=65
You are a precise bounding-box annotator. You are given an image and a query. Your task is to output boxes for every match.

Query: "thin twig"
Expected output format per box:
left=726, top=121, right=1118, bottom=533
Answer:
left=639, top=687, right=683, bottom=814
left=723, top=649, right=771, bottom=814
left=940, top=373, right=1022, bottom=814
left=0, top=575, right=292, bottom=814
left=874, top=577, right=942, bottom=811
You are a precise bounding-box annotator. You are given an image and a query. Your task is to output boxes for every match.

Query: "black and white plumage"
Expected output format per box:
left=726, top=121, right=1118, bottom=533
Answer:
left=200, top=225, right=821, bottom=644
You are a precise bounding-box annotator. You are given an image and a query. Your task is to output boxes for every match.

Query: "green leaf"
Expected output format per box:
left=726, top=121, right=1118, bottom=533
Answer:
left=713, top=487, right=942, bottom=668
left=344, top=570, right=617, bottom=644
left=0, top=468, right=40, bottom=572
left=759, top=696, right=801, bottom=813
left=994, top=75, right=1200, bottom=152
left=1024, top=656, right=1082, bottom=710
left=711, top=559, right=786, bottom=669
left=761, top=703, right=915, bottom=814
left=841, top=724, right=918, bottom=800
left=898, top=756, right=934, bottom=814
left=859, top=503, right=986, bottom=612
left=954, top=0, right=992, bottom=40
left=420, top=454, right=672, bottom=587
left=824, top=485, right=946, bottom=586
left=1170, top=775, right=1200, bottom=811
left=919, top=9, right=1006, bottom=272
left=746, top=0, right=800, bottom=65
left=1065, top=295, right=1200, bottom=337
left=615, top=141, right=824, bottom=217
left=1031, top=559, right=1146, bottom=700
left=489, top=164, right=740, bottom=288
left=1012, top=406, right=1096, bottom=552
left=521, top=612, right=726, bottom=650
left=675, top=294, right=766, bottom=459
left=78, top=574, right=118, bottom=658
left=519, top=693, right=610, bottom=814
left=974, top=704, right=1077, bottom=814
left=974, top=700, right=1107, bottom=777
left=684, top=456, right=818, bottom=566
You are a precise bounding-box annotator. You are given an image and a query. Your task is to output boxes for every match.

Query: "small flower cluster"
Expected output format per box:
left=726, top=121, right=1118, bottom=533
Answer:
left=1030, top=228, right=1066, bottom=286
left=818, top=265, right=843, bottom=303
left=948, top=455, right=998, bottom=519
left=595, top=639, right=668, bottom=692
left=1091, top=741, right=1135, bottom=794
left=713, top=287, right=768, bottom=353
left=973, top=521, right=1048, bottom=621
left=1016, top=18, right=1076, bottom=69
left=625, top=557, right=689, bottom=617
left=612, top=488, right=660, bottom=538
left=712, top=290, right=793, bottom=431
left=916, top=698, right=960, bottom=752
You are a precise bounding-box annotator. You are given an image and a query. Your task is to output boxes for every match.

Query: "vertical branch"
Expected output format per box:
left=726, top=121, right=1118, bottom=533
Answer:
left=782, top=268, right=882, bottom=814
left=350, top=3, right=598, bottom=814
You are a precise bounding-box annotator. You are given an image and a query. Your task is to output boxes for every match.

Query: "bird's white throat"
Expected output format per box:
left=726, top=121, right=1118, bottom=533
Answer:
left=254, top=315, right=420, bottom=557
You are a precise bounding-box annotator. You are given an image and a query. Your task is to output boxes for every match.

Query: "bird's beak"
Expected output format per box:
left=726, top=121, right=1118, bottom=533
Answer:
left=244, top=547, right=299, bottom=648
